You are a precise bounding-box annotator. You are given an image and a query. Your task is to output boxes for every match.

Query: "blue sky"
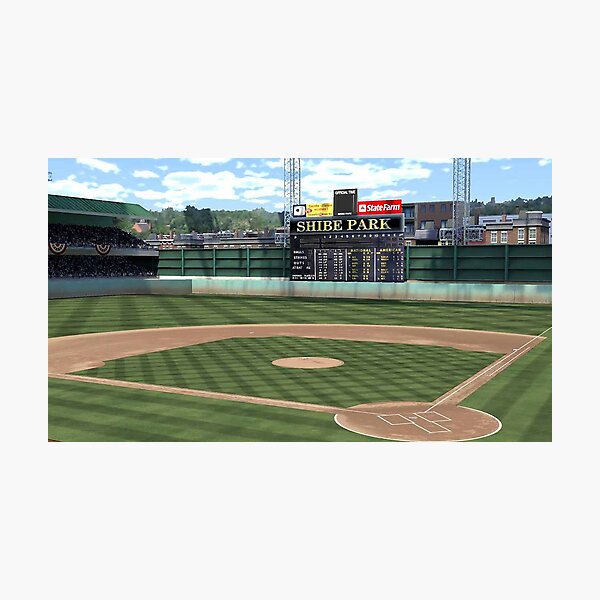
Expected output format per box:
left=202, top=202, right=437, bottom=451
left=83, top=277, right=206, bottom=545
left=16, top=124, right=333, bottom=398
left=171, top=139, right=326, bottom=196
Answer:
left=47, top=157, right=552, bottom=212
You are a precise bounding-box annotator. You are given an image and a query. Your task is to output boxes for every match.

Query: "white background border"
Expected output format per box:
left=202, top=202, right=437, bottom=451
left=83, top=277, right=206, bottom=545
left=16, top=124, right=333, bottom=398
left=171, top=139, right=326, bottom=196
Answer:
left=3, top=0, right=595, bottom=598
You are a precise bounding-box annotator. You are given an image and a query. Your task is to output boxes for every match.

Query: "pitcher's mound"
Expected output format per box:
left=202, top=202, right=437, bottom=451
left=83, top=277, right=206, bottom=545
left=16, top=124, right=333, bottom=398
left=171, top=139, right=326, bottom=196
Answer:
left=272, top=356, right=344, bottom=369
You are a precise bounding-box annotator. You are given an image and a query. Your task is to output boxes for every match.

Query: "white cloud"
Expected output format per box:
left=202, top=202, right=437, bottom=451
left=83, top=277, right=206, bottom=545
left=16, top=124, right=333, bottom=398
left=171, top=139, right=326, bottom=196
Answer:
left=412, top=157, right=453, bottom=164
left=157, top=165, right=169, bottom=171
left=235, top=161, right=245, bottom=169
left=244, top=199, right=270, bottom=205
left=49, top=177, right=130, bottom=202
left=362, top=189, right=412, bottom=200
left=75, top=158, right=120, bottom=173
left=180, top=158, right=232, bottom=166
left=147, top=168, right=285, bottom=210
left=273, top=202, right=284, bottom=209
left=241, top=186, right=281, bottom=200
left=263, top=159, right=281, bottom=169
left=244, top=169, right=269, bottom=177
left=500, top=165, right=512, bottom=170
left=132, top=189, right=166, bottom=201
left=472, top=157, right=512, bottom=163
left=157, top=171, right=237, bottom=209
left=133, top=169, right=160, bottom=178
left=441, top=167, right=451, bottom=173
left=300, top=159, right=431, bottom=201
left=538, top=158, right=552, bottom=166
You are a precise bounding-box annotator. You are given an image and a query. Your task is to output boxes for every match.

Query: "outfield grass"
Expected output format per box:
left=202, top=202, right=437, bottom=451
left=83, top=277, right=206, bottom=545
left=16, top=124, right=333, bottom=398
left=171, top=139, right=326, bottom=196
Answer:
left=48, top=294, right=551, bottom=338
left=462, top=330, right=552, bottom=442
left=48, top=295, right=552, bottom=442
left=77, top=336, right=501, bottom=409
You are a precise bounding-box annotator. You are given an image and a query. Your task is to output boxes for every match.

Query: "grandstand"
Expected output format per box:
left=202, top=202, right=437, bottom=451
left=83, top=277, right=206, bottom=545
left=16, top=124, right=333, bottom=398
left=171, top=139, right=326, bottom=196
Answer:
left=48, top=194, right=158, bottom=278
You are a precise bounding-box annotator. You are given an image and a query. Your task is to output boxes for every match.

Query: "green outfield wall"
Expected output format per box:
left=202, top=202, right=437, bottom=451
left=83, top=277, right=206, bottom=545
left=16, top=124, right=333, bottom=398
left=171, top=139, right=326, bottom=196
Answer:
left=157, top=244, right=552, bottom=283
left=48, top=277, right=192, bottom=299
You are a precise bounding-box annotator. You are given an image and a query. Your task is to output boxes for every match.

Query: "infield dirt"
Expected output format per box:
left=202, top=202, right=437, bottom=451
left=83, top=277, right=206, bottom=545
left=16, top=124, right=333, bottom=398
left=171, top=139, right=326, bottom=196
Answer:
left=48, top=324, right=544, bottom=441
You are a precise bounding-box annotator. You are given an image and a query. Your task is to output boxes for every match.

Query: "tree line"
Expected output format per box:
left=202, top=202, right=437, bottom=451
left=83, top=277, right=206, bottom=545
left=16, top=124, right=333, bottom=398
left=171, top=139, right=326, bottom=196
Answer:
left=143, top=206, right=284, bottom=237
left=126, top=196, right=552, bottom=238
left=472, top=196, right=552, bottom=216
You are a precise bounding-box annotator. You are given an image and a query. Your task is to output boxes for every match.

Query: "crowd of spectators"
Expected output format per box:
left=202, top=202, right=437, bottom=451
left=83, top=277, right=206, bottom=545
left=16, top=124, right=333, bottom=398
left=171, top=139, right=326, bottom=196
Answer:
left=48, top=223, right=150, bottom=249
left=48, top=256, right=156, bottom=279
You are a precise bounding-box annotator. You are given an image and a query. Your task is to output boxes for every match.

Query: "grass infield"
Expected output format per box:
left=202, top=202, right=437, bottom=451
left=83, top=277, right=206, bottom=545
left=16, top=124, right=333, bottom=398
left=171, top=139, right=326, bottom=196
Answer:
left=48, top=295, right=552, bottom=442
left=76, top=336, right=502, bottom=408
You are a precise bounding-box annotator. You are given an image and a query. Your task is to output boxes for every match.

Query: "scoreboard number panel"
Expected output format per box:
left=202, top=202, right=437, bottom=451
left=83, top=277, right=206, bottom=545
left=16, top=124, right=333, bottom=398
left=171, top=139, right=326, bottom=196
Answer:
left=290, top=216, right=406, bottom=283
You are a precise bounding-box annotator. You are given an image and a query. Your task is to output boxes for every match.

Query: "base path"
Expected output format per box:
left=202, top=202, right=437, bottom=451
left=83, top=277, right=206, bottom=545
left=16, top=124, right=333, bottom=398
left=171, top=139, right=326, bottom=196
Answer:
left=48, top=324, right=545, bottom=442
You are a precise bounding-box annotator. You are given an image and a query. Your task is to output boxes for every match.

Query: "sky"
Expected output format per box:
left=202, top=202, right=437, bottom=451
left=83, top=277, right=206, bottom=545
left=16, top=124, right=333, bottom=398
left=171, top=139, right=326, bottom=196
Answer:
left=47, top=157, right=552, bottom=213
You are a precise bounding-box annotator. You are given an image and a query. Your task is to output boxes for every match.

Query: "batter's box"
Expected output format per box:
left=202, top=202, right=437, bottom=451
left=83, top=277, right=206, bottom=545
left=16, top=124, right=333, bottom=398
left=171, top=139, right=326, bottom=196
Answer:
left=415, top=411, right=452, bottom=423
left=378, top=414, right=414, bottom=426
left=378, top=413, right=452, bottom=434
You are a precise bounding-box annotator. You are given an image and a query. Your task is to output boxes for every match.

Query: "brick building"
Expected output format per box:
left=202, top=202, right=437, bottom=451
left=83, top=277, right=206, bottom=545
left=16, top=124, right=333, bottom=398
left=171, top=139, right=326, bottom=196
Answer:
left=483, top=211, right=550, bottom=245
left=402, top=200, right=457, bottom=245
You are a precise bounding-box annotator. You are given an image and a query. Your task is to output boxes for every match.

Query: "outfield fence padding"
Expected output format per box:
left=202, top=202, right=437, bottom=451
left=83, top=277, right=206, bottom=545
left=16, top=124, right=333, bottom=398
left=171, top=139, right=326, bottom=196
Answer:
left=48, top=277, right=192, bottom=299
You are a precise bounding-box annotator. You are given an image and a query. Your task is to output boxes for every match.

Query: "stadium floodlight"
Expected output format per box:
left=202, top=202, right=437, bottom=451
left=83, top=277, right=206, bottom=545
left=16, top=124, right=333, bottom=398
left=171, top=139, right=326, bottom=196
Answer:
left=452, top=158, right=471, bottom=245
left=283, top=158, right=302, bottom=247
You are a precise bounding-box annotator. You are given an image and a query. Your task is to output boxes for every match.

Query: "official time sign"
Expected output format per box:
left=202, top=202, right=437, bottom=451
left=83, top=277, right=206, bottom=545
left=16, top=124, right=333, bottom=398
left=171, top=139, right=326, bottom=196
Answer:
left=357, top=199, right=402, bottom=215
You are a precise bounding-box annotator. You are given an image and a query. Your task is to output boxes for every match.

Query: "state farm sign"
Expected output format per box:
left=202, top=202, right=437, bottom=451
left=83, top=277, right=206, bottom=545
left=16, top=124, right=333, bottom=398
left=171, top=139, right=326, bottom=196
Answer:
left=357, top=199, right=403, bottom=215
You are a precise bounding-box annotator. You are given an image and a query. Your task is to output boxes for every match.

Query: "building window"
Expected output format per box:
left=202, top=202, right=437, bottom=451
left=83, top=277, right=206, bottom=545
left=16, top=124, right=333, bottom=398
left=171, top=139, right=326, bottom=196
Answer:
left=518, top=228, right=525, bottom=243
left=429, top=204, right=435, bottom=213
left=501, top=231, right=508, bottom=244
left=420, top=221, right=427, bottom=229
left=528, top=228, right=537, bottom=243
left=440, top=220, right=448, bottom=228
left=441, top=204, right=447, bottom=212
left=490, top=231, right=498, bottom=244
left=405, top=223, right=414, bottom=234
left=404, top=207, right=414, bottom=218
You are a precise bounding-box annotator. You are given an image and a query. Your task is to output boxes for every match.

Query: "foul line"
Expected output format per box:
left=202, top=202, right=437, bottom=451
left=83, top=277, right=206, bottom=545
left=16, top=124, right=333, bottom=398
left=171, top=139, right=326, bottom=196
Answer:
left=423, top=325, right=552, bottom=413
left=48, top=372, right=388, bottom=418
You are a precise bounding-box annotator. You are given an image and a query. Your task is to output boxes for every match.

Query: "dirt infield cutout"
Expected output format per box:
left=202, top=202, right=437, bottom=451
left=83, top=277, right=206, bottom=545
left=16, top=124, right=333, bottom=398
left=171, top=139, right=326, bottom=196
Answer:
left=48, top=324, right=545, bottom=442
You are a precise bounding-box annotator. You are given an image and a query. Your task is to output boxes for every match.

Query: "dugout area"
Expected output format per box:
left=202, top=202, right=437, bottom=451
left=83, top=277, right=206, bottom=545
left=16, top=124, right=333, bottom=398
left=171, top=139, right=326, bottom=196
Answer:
left=48, top=295, right=552, bottom=442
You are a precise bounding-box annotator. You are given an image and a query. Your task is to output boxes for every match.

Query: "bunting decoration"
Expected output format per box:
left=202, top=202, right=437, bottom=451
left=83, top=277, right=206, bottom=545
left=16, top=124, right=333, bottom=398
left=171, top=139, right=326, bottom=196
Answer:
left=95, top=243, right=112, bottom=256
left=48, top=242, right=67, bottom=255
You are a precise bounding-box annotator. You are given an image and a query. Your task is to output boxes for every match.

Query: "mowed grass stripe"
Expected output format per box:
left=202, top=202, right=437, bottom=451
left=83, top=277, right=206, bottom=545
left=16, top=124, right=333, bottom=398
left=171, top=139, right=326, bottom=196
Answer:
left=76, top=336, right=501, bottom=409
left=48, top=378, right=374, bottom=442
left=48, top=295, right=552, bottom=442
left=48, top=295, right=552, bottom=338
left=462, top=332, right=552, bottom=441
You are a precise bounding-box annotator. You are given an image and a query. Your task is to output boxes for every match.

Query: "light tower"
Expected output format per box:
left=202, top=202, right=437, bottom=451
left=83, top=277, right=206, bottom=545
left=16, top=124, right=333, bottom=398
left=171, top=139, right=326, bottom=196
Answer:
left=282, top=158, right=301, bottom=246
left=452, top=158, right=471, bottom=245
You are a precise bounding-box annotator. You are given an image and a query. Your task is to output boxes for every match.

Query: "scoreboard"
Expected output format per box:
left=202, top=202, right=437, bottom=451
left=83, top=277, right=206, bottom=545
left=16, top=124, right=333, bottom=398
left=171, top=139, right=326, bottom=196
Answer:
left=290, top=215, right=406, bottom=283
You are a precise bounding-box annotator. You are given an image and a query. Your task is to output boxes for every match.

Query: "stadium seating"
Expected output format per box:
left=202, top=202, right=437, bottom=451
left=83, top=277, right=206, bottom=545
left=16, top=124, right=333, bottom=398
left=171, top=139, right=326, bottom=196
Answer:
left=48, top=223, right=150, bottom=249
left=48, top=255, right=155, bottom=278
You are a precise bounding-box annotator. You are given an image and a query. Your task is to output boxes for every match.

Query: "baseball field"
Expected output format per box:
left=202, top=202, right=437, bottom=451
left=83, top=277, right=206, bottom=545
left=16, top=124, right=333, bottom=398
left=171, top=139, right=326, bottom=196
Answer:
left=48, top=294, right=552, bottom=442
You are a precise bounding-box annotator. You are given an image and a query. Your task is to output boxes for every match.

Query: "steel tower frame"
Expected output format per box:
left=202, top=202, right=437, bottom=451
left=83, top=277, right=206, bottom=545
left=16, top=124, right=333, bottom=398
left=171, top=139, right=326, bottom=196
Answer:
left=283, top=158, right=301, bottom=246
left=452, top=158, right=471, bottom=245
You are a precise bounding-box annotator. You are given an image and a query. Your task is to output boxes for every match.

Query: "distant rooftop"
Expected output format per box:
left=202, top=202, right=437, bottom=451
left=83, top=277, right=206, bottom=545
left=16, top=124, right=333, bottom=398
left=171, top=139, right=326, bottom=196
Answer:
left=48, top=194, right=156, bottom=220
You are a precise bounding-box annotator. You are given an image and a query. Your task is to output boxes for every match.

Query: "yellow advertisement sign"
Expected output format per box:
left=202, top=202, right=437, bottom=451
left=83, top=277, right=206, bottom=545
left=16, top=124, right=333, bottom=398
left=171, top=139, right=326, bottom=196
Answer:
left=306, top=202, right=334, bottom=217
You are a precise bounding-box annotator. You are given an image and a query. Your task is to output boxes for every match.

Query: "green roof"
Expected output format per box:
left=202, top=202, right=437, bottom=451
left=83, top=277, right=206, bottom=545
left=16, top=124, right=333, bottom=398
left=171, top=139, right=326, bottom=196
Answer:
left=48, top=194, right=155, bottom=220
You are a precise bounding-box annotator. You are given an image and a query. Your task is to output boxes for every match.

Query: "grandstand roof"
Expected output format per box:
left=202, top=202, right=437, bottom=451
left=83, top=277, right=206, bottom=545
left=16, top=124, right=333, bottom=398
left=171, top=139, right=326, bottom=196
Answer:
left=48, top=194, right=156, bottom=220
